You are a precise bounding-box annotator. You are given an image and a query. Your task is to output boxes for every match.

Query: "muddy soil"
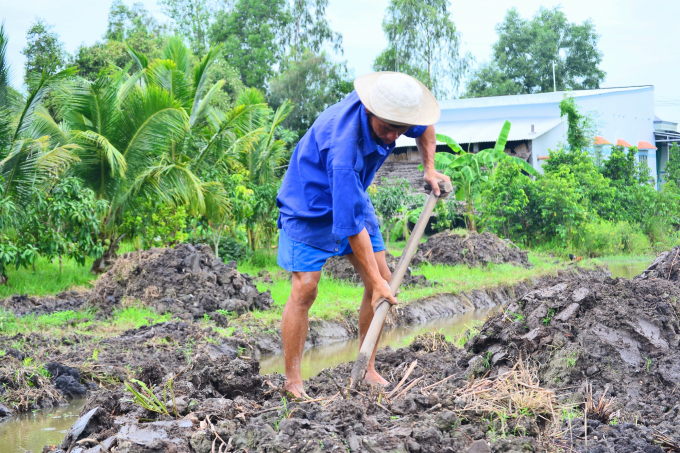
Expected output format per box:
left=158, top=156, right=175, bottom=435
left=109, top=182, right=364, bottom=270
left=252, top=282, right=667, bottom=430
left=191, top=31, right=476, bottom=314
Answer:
left=467, top=261, right=680, bottom=452
left=636, top=245, right=680, bottom=282
left=88, top=244, right=273, bottom=320
left=322, top=251, right=431, bottom=286
left=1, top=245, right=273, bottom=323
left=412, top=230, right=530, bottom=268
left=46, top=341, right=549, bottom=453
left=0, top=320, right=257, bottom=417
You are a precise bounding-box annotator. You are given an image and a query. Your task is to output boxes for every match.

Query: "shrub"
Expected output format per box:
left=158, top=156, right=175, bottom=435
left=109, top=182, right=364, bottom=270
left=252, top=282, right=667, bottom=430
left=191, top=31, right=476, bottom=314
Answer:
left=576, top=221, right=650, bottom=257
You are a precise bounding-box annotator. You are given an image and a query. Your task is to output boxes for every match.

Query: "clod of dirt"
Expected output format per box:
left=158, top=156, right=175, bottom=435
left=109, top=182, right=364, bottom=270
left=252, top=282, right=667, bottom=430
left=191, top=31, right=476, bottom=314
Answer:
left=636, top=245, right=680, bottom=282
left=323, top=251, right=432, bottom=286
left=89, top=243, right=273, bottom=320
left=467, top=271, right=680, bottom=450
left=412, top=230, right=530, bottom=268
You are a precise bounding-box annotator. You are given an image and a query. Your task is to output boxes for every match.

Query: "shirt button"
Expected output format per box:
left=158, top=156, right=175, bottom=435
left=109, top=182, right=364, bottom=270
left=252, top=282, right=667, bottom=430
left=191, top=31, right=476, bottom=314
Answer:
left=334, top=248, right=339, bottom=252
left=336, top=240, right=341, bottom=244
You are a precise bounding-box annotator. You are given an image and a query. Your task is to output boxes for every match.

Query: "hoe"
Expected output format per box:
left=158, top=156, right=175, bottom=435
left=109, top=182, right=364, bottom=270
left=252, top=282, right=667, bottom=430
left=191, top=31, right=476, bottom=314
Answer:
left=350, top=180, right=453, bottom=386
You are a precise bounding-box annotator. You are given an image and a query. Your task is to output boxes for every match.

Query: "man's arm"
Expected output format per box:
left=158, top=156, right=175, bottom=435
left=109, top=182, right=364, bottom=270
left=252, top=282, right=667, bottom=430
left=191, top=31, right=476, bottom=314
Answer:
left=347, top=229, right=397, bottom=310
left=415, top=125, right=450, bottom=195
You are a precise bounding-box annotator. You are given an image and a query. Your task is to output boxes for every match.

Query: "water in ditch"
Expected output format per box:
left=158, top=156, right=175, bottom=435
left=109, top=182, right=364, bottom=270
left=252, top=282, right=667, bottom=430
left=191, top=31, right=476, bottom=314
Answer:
left=608, top=260, right=651, bottom=279
left=259, top=307, right=499, bottom=380
left=0, top=398, right=86, bottom=453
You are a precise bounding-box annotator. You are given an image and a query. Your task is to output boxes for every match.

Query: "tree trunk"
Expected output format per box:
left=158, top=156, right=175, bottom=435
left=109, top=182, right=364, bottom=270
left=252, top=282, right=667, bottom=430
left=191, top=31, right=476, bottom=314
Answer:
left=90, top=233, right=125, bottom=274
left=59, top=255, right=63, bottom=274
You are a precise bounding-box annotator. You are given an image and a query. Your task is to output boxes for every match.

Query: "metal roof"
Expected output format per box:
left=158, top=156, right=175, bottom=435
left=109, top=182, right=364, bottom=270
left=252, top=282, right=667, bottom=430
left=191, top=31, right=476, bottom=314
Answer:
left=437, top=86, right=652, bottom=111
left=395, top=117, right=562, bottom=148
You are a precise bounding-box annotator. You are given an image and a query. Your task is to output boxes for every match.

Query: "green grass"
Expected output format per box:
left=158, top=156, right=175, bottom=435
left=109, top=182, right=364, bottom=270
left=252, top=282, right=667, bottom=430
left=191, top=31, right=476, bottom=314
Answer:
left=0, top=305, right=171, bottom=338
left=247, top=251, right=590, bottom=324
left=0, top=255, right=96, bottom=298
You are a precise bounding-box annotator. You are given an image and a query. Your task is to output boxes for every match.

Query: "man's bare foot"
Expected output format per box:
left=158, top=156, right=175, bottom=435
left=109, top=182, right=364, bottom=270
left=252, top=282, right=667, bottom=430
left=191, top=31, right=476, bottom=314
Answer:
left=364, top=369, right=389, bottom=386
left=284, top=381, right=308, bottom=399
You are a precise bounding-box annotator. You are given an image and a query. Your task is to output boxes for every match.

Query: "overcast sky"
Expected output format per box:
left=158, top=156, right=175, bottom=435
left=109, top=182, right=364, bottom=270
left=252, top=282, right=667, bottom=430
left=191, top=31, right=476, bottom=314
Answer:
left=4, top=0, right=680, bottom=122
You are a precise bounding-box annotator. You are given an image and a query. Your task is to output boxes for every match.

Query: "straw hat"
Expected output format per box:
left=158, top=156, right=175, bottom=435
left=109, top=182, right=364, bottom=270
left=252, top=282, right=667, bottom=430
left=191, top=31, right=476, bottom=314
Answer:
left=354, top=71, right=440, bottom=126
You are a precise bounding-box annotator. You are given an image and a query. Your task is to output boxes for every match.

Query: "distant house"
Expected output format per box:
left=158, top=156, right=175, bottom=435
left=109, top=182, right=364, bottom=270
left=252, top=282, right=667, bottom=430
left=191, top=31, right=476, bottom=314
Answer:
left=378, top=86, right=674, bottom=190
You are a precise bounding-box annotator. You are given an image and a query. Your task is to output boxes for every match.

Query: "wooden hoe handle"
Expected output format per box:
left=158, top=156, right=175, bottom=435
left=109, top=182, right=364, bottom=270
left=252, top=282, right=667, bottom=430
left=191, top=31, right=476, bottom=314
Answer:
left=350, top=180, right=453, bottom=386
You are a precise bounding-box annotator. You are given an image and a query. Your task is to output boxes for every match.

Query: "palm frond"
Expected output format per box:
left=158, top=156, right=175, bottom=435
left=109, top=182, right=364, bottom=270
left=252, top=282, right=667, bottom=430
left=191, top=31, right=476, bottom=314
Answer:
left=126, top=43, right=149, bottom=71
left=189, top=79, right=224, bottom=128
left=147, top=59, right=192, bottom=108
left=161, top=37, right=191, bottom=78
left=190, top=44, right=223, bottom=118
left=75, top=130, right=127, bottom=178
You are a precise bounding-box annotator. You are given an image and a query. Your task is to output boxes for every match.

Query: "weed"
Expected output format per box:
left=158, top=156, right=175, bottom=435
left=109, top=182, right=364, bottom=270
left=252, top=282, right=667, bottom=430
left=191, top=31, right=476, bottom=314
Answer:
left=482, top=351, right=492, bottom=368
left=125, top=378, right=177, bottom=417
left=644, top=357, right=651, bottom=372
left=23, top=357, right=33, bottom=367
left=508, top=311, right=525, bottom=323
left=542, top=308, right=555, bottom=327
left=567, top=352, right=578, bottom=367
left=237, top=346, right=247, bottom=357
left=91, top=349, right=100, bottom=361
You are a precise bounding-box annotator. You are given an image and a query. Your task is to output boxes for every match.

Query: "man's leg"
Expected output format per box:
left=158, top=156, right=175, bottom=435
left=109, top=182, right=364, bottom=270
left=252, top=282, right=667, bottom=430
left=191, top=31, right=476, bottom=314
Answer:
left=281, top=271, right=321, bottom=397
left=345, top=251, right=392, bottom=386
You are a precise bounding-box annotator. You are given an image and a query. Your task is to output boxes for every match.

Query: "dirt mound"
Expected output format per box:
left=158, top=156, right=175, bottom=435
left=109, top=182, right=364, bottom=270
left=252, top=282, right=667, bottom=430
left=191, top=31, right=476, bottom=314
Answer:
left=0, top=291, right=88, bottom=316
left=636, top=245, right=680, bottom=281
left=412, top=230, right=530, bottom=268
left=322, top=250, right=432, bottom=286
left=467, top=272, right=680, bottom=450
left=89, top=243, right=273, bottom=320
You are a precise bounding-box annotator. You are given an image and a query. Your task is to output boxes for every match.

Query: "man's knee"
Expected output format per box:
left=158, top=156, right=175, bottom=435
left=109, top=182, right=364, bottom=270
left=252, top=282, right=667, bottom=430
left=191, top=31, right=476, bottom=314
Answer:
left=291, top=272, right=320, bottom=308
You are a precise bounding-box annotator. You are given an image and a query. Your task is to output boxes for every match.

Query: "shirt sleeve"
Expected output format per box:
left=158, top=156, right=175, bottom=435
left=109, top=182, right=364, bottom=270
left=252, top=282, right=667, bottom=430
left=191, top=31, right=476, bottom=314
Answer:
left=405, top=125, right=427, bottom=138
left=327, top=165, right=367, bottom=237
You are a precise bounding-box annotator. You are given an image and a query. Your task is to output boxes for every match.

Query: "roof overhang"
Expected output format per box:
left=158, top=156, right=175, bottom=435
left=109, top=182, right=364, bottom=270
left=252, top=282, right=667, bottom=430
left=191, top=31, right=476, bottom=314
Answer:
left=395, top=117, right=562, bottom=149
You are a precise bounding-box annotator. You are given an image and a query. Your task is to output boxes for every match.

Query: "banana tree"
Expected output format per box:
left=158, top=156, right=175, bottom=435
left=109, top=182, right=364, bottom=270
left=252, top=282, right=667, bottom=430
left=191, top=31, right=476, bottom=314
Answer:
left=427, top=121, right=538, bottom=231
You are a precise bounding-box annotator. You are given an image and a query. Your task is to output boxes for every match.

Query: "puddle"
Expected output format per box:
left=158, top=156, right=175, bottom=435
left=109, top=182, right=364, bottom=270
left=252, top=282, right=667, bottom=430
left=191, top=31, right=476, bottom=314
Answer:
left=260, top=308, right=498, bottom=380
left=608, top=261, right=651, bottom=279
left=0, top=398, right=85, bottom=453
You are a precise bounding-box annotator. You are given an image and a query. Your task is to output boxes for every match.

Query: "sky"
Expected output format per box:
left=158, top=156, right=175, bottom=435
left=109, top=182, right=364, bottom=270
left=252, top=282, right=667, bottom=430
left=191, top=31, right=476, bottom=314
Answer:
left=4, top=0, right=680, bottom=123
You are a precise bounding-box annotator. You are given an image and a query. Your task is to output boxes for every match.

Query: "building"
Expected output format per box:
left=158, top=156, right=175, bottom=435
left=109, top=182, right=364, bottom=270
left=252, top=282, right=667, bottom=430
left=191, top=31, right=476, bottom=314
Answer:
left=380, top=86, right=674, bottom=189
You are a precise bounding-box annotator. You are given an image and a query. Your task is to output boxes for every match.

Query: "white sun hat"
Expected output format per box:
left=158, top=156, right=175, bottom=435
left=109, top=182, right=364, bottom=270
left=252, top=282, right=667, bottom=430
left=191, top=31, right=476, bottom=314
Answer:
left=354, top=71, right=440, bottom=126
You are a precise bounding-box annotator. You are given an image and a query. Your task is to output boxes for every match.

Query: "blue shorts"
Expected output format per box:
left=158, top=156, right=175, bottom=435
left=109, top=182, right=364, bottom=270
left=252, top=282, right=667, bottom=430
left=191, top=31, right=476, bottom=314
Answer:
left=277, top=228, right=386, bottom=272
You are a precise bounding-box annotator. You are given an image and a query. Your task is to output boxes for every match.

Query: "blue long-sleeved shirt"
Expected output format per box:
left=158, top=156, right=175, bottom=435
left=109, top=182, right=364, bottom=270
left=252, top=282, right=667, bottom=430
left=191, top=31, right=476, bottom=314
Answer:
left=276, top=91, right=426, bottom=252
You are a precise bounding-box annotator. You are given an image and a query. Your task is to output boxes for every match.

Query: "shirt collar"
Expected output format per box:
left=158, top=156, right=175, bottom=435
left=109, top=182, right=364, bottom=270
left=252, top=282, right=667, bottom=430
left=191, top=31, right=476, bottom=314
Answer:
left=359, top=107, right=395, bottom=156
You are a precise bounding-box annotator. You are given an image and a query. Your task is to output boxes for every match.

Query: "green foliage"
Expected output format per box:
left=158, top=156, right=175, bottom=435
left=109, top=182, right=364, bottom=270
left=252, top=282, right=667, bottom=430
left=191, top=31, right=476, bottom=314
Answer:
left=481, top=160, right=529, bottom=240
left=22, top=177, right=108, bottom=270
left=373, top=0, right=472, bottom=98
left=576, top=221, right=650, bottom=257
left=370, top=178, right=420, bottom=244
left=431, top=121, right=537, bottom=231
left=559, top=97, right=597, bottom=151
left=269, top=49, right=353, bottom=137
left=21, top=18, right=68, bottom=88
left=210, top=0, right=292, bottom=90
left=465, top=6, right=605, bottom=97
left=121, top=200, right=188, bottom=249
left=664, top=143, right=680, bottom=187
left=159, top=0, right=217, bottom=56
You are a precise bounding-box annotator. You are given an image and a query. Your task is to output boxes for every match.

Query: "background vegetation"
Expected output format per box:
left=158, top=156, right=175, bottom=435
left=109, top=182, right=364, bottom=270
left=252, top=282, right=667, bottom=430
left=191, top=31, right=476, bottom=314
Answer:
left=0, top=0, right=677, bottom=295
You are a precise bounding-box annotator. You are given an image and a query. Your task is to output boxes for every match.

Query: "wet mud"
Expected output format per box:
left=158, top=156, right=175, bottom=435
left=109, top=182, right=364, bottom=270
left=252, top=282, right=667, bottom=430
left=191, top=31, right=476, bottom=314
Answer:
left=636, top=245, right=680, bottom=282
left=412, top=230, right=530, bottom=268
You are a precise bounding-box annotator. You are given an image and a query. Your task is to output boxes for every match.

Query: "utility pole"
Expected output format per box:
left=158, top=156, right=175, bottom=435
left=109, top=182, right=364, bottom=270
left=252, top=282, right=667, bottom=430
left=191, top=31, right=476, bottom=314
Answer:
left=552, top=61, right=557, bottom=92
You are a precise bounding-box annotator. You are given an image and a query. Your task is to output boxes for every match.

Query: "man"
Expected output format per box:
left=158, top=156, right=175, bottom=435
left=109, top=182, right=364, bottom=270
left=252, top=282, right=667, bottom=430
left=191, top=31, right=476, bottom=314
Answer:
left=276, top=71, right=450, bottom=397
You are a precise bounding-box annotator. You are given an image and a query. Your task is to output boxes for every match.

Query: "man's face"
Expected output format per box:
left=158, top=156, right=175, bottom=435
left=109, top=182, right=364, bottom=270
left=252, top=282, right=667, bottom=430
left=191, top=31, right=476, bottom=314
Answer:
left=367, top=109, right=410, bottom=145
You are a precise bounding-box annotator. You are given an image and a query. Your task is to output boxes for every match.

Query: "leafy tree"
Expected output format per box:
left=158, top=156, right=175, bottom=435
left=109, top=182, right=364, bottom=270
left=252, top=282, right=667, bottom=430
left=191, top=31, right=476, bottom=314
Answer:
left=665, top=143, right=680, bottom=187
left=72, top=1, right=167, bottom=80
left=21, top=18, right=68, bottom=88
left=158, top=0, right=221, bottom=56
left=22, top=177, right=107, bottom=273
left=481, top=160, right=530, bottom=240
left=373, top=0, right=471, bottom=98
left=269, top=49, right=352, bottom=136
left=465, top=7, right=605, bottom=97
left=210, top=0, right=292, bottom=90
left=288, top=0, right=343, bottom=56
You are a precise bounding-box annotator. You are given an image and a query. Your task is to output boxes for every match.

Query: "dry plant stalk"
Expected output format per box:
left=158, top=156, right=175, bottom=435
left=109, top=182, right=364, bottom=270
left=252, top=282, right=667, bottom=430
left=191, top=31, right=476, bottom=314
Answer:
left=451, top=358, right=557, bottom=424
left=584, top=381, right=618, bottom=423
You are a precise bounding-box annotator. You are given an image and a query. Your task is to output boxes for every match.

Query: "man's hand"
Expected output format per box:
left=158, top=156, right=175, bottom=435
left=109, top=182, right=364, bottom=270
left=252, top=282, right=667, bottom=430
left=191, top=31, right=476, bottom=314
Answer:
left=371, top=277, right=397, bottom=312
left=424, top=168, right=451, bottom=196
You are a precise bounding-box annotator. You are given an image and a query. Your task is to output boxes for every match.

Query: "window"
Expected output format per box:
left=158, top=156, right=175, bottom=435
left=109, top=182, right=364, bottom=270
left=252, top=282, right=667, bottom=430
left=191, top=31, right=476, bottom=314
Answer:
left=639, top=154, right=648, bottom=165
